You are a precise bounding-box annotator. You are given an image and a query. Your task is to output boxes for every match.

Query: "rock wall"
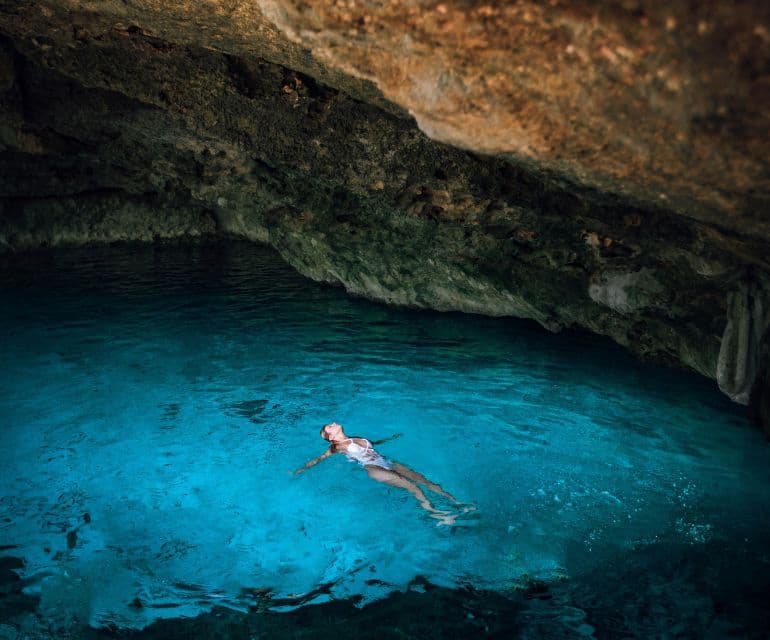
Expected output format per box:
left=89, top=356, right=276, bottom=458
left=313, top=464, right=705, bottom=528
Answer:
left=749, top=332, right=770, bottom=430
left=259, top=0, right=770, bottom=234
left=0, top=1, right=768, bottom=430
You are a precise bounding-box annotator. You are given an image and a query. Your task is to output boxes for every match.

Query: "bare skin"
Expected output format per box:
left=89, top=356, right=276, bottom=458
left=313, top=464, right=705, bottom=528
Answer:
left=295, top=422, right=469, bottom=525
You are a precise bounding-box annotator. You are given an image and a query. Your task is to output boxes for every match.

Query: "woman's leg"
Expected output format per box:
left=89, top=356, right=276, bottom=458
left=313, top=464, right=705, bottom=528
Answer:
left=365, top=466, right=456, bottom=524
left=390, top=462, right=459, bottom=503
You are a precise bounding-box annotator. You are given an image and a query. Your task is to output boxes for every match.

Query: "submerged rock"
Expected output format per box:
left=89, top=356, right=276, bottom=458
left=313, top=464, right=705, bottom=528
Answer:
left=0, top=556, right=39, bottom=622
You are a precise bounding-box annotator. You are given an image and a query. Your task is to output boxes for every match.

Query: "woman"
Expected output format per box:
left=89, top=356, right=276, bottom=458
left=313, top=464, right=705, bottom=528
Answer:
left=295, top=421, right=467, bottom=525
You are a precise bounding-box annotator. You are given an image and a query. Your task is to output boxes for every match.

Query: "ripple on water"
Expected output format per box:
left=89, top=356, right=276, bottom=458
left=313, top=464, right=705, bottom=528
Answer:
left=0, top=242, right=769, bottom=636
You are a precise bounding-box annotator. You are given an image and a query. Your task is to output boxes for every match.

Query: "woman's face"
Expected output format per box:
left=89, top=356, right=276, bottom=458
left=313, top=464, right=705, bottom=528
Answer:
left=322, top=422, right=343, bottom=441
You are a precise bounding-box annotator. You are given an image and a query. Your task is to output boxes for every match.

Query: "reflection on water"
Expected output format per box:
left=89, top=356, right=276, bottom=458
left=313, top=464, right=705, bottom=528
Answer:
left=0, top=241, right=769, bottom=637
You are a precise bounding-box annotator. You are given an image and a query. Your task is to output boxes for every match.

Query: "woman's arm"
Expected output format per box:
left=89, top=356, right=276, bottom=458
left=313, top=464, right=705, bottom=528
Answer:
left=294, top=447, right=333, bottom=474
left=370, top=433, right=402, bottom=446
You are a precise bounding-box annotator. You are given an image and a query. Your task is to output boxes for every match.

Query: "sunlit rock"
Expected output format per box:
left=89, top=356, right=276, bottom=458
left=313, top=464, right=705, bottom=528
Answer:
left=258, top=0, right=770, bottom=235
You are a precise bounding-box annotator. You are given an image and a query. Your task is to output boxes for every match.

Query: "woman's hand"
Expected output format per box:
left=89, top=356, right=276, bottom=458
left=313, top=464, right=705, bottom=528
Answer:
left=373, top=433, right=403, bottom=445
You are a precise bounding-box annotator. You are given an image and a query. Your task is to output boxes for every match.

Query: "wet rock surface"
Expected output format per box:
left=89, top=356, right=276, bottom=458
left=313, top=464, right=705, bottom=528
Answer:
left=0, top=1, right=768, bottom=424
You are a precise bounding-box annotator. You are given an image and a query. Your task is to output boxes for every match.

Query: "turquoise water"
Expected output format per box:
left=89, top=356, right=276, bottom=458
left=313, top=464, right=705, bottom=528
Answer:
left=1, top=242, right=769, bottom=637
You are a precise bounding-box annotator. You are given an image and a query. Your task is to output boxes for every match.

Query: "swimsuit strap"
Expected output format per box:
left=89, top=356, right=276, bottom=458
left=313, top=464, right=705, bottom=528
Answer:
left=341, top=438, right=370, bottom=450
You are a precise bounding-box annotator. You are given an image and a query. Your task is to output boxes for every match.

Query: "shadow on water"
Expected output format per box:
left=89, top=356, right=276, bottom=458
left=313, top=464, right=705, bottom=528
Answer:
left=3, top=546, right=769, bottom=639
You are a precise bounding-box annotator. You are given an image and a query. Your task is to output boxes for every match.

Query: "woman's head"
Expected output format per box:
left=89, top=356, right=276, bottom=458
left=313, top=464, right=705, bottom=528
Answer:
left=320, top=421, right=344, bottom=441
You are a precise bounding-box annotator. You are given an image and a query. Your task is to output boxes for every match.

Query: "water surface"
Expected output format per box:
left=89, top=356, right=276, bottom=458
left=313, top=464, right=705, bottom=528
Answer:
left=1, top=242, right=769, bottom=637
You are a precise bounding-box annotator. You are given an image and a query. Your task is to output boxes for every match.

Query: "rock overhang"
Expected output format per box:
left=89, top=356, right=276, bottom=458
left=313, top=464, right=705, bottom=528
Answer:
left=0, top=0, right=768, bottom=429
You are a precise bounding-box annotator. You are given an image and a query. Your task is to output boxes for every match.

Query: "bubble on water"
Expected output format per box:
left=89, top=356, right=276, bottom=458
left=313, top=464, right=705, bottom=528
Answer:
left=675, top=518, right=713, bottom=544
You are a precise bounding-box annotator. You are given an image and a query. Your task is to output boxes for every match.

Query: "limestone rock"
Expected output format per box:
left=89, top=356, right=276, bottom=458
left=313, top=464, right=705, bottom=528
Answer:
left=717, top=280, right=770, bottom=404
left=258, top=0, right=770, bottom=236
left=0, top=0, right=768, bottom=427
left=588, top=269, right=664, bottom=315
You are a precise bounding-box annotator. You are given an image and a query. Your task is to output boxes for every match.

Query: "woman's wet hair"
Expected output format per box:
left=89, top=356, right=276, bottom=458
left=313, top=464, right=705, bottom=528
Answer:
left=321, top=422, right=341, bottom=437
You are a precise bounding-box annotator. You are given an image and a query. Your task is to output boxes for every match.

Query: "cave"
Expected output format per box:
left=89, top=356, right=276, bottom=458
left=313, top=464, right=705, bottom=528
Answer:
left=1, top=1, right=769, bottom=638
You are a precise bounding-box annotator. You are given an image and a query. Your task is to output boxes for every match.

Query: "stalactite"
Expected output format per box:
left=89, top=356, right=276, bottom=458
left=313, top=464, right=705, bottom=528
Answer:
left=717, top=278, right=770, bottom=404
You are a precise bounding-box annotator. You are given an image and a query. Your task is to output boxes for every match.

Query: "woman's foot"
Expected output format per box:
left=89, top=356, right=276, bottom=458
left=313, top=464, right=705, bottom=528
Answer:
left=430, top=511, right=458, bottom=526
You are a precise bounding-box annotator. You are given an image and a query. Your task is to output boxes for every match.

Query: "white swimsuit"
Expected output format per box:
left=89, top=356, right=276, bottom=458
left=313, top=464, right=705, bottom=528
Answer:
left=343, top=440, right=393, bottom=470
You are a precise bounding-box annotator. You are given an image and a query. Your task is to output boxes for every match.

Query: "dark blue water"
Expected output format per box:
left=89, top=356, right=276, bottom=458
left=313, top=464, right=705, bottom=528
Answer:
left=1, top=242, right=769, bottom=637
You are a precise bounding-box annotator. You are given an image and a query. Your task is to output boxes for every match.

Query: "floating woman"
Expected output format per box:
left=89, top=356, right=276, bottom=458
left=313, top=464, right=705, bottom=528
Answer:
left=295, top=421, right=471, bottom=525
